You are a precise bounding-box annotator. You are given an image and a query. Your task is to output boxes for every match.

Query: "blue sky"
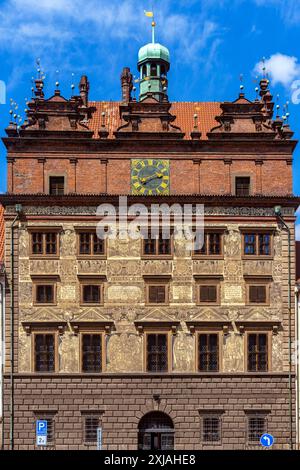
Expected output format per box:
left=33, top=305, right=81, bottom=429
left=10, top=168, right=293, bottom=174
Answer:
left=0, top=0, right=299, bottom=237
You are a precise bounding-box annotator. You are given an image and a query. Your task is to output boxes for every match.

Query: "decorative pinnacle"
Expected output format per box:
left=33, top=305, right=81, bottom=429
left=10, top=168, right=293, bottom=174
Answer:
left=262, top=56, right=266, bottom=78
left=193, top=113, right=199, bottom=129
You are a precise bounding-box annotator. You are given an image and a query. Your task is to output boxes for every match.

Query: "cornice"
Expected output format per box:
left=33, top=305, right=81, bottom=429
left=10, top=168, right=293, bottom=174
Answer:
left=2, top=135, right=297, bottom=154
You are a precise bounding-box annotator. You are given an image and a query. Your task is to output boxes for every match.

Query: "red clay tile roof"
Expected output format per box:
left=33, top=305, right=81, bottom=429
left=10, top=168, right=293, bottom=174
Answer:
left=89, top=101, right=221, bottom=139
left=0, top=204, right=4, bottom=263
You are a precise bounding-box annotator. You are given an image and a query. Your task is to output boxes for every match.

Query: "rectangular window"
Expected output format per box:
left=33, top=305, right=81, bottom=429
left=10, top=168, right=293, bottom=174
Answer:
left=84, top=416, right=100, bottom=443
left=78, top=232, right=105, bottom=256
left=194, top=233, right=222, bottom=256
left=248, top=285, right=267, bottom=304
left=247, top=333, right=268, bottom=372
left=82, top=285, right=101, bottom=304
left=143, top=232, right=172, bottom=257
left=31, top=232, right=58, bottom=256
left=45, top=418, right=54, bottom=444
left=258, top=234, right=271, bottom=255
left=82, top=334, right=102, bottom=373
left=199, top=285, right=218, bottom=304
left=235, top=177, right=250, bottom=196
left=35, top=284, right=55, bottom=304
left=49, top=176, right=65, bottom=195
left=202, top=416, right=221, bottom=442
left=146, top=333, right=168, bottom=372
left=198, top=333, right=219, bottom=372
left=248, top=415, right=266, bottom=443
left=243, top=233, right=272, bottom=257
left=34, top=334, right=56, bottom=372
left=147, top=284, right=168, bottom=304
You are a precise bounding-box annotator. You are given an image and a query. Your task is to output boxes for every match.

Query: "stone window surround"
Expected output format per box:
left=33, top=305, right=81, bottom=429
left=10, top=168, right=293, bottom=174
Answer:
left=28, top=226, right=62, bottom=259
left=79, top=329, right=106, bottom=374
left=244, top=275, right=272, bottom=306
left=31, top=275, right=60, bottom=306
left=143, top=275, right=171, bottom=306
left=31, top=329, right=59, bottom=373
left=199, top=410, right=225, bottom=445
left=192, top=228, right=226, bottom=259
left=196, top=329, right=223, bottom=373
left=245, top=329, right=272, bottom=373
left=240, top=227, right=276, bottom=260
left=78, top=274, right=106, bottom=307
left=75, top=226, right=107, bottom=259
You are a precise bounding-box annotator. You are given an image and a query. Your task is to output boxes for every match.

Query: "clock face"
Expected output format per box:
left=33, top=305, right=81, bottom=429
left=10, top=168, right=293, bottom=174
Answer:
left=131, top=159, right=170, bottom=195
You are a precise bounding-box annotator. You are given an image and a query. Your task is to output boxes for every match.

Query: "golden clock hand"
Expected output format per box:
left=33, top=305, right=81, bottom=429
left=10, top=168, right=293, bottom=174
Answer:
left=141, top=173, right=163, bottom=184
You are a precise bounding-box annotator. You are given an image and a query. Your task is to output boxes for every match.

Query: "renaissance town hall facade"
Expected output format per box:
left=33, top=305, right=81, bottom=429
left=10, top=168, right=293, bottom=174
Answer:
left=0, top=26, right=299, bottom=450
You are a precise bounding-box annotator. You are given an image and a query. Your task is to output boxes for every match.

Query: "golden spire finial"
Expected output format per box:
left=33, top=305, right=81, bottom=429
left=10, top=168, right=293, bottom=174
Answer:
left=144, top=9, right=155, bottom=43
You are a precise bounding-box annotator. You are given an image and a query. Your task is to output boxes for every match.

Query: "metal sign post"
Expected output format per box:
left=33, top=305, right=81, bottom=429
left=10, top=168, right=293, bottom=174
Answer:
left=97, top=427, right=102, bottom=450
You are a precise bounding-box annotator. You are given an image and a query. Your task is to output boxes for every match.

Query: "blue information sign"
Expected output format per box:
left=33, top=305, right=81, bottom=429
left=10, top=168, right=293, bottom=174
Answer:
left=260, top=433, right=274, bottom=447
left=36, top=420, right=48, bottom=447
left=36, top=420, right=48, bottom=436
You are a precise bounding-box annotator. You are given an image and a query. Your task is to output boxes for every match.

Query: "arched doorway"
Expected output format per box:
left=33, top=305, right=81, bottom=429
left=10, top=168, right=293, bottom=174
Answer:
left=138, top=411, right=174, bottom=450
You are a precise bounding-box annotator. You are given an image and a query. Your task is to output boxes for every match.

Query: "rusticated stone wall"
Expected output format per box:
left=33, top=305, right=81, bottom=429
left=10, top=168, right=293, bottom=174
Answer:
left=2, top=374, right=295, bottom=450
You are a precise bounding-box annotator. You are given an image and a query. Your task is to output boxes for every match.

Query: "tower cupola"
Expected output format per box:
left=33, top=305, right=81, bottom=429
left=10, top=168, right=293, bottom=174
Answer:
left=137, top=19, right=170, bottom=102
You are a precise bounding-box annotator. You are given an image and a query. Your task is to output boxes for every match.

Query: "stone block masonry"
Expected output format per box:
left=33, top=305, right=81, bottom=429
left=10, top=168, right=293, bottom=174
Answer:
left=3, top=374, right=295, bottom=450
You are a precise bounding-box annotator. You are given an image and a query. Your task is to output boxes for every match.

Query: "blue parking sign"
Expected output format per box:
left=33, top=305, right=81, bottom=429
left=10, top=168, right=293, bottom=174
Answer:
left=36, top=420, right=48, bottom=436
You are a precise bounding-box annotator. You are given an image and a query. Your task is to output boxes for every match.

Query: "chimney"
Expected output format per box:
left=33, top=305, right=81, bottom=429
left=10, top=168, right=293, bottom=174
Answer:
left=120, top=67, right=133, bottom=103
left=79, top=75, right=89, bottom=107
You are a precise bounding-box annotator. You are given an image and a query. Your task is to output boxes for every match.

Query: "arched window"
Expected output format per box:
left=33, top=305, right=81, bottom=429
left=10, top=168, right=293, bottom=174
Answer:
left=150, top=64, right=157, bottom=77
left=161, top=65, right=166, bottom=77
left=138, top=411, right=174, bottom=450
left=142, top=65, right=147, bottom=79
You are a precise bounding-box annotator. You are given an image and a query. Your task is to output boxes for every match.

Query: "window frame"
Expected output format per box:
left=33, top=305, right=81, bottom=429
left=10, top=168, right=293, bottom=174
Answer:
left=32, top=330, right=59, bottom=373
left=33, top=280, right=57, bottom=306
left=192, top=230, right=224, bottom=259
left=80, top=278, right=104, bottom=306
left=246, top=281, right=270, bottom=306
left=49, top=175, right=65, bottom=195
left=241, top=231, right=274, bottom=259
left=196, top=280, right=221, bottom=306
left=144, top=329, right=172, bottom=373
left=145, top=281, right=169, bottom=306
left=246, top=413, right=267, bottom=445
left=141, top=231, right=174, bottom=259
left=235, top=176, right=251, bottom=196
left=29, top=229, right=60, bottom=259
left=80, top=330, right=106, bottom=373
left=200, top=413, right=222, bottom=444
left=245, top=330, right=271, bottom=373
left=82, top=413, right=102, bottom=446
left=196, top=330, right=222, bottom=373
left=76, top=229, right=106, bottom=259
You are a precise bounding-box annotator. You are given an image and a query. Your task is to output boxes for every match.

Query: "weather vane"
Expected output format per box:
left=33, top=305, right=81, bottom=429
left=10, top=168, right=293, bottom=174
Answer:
left=144, top=9, right=155, bottom=43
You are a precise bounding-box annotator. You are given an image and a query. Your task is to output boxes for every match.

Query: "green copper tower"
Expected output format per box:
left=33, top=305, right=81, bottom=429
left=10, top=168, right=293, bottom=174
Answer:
left=138, top=19, right=170, bottom=102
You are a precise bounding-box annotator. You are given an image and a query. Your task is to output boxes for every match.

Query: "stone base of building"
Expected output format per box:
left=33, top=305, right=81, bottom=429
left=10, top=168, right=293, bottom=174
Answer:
left=3, top=373, right=295, bottom=450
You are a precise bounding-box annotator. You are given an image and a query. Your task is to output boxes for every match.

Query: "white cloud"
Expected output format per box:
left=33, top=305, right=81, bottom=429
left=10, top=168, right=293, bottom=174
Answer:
left=0, top=0, right=224, bottom=91
left=254, top=53, right=300, bottom=88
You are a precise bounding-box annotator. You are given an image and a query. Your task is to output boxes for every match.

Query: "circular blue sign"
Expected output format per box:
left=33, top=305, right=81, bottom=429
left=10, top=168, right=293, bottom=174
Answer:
left=260, top=433, right=274, bottom=447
